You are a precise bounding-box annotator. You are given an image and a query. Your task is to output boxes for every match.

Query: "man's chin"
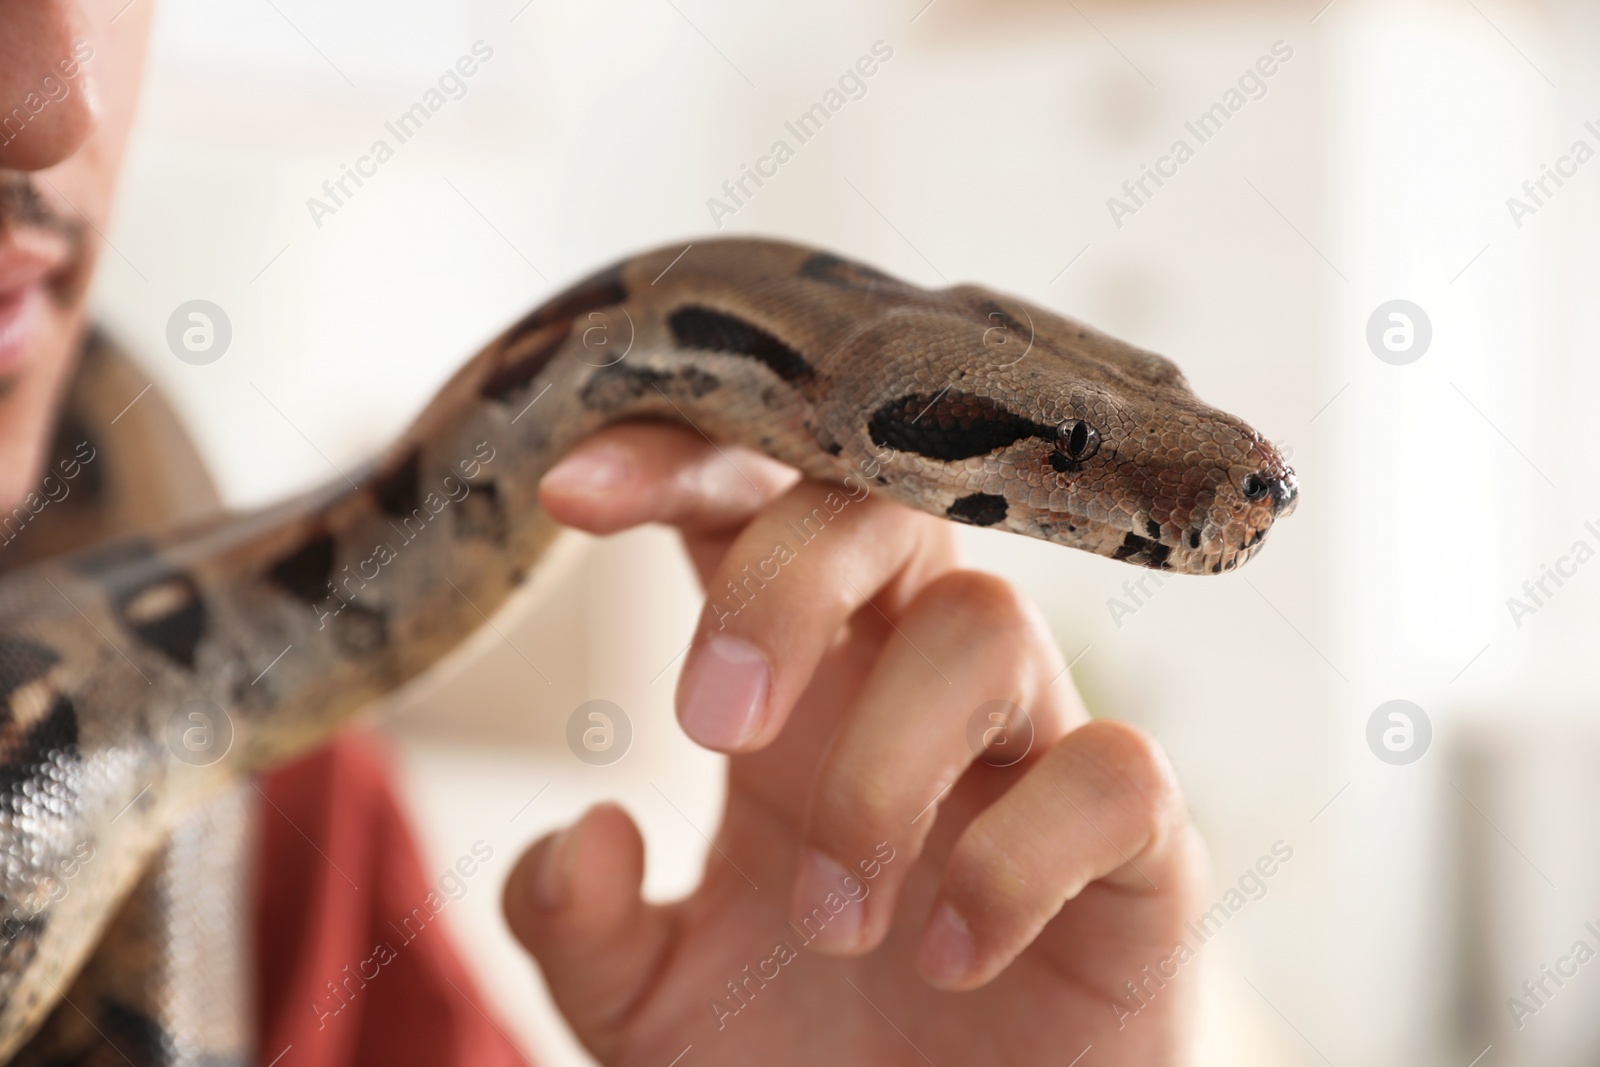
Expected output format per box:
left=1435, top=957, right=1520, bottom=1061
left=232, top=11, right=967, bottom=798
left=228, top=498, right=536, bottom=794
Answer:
left=0, top=316, right=82, bottom=514
left=0, top=173, right=99, bottom=515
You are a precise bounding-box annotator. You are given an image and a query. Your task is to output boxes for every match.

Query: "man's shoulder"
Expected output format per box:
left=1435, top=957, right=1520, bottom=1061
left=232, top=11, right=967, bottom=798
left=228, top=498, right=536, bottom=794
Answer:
left=0, top=330, right=220, bottom=572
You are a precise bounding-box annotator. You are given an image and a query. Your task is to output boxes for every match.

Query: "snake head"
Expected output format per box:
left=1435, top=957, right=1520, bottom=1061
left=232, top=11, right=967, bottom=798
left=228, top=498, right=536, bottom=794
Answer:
left=850, top=291, right=1297, bottom=576
left=1026, top=345, right=1298, bottom=575
left=654, top=240, right=1298, bottom=576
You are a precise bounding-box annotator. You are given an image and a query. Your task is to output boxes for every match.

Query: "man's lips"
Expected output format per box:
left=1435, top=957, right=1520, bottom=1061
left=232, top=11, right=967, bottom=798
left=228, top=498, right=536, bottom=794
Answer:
left=0, top=227, right=75, bottom=377
left=0, top=286, right=44, bottom=376
left=0, top=223, right=74, bottom=290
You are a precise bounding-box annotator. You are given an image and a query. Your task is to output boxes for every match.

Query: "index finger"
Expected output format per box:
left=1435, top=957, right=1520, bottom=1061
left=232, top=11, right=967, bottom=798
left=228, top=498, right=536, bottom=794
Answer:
left=539, top=422, right=799, bottom=577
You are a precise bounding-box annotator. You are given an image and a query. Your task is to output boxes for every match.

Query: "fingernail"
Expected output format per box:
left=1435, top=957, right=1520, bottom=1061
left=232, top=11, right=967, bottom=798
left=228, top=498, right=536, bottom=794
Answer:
left=678, top=635, right=770, bottom=749
left=542, top=448, right=628, bottom=496
left=919, top=902, right=975, bottom=987
left=532, top=825, right=576, bottom=909
left=791, top=850, right=865, bottom=953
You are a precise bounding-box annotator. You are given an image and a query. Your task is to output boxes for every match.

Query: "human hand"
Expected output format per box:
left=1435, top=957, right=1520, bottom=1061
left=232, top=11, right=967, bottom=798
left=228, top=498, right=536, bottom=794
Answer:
left=502, top=423, right=1208, bottom=1065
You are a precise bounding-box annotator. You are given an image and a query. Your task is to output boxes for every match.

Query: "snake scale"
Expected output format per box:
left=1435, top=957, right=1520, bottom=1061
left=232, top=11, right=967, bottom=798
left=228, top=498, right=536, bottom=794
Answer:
left=0, top=237, right=1296, bottom=1061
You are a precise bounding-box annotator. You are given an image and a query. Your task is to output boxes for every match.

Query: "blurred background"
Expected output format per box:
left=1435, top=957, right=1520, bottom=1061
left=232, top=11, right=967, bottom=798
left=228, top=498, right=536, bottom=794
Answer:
left=93, top=0, right=1600, bottom=1063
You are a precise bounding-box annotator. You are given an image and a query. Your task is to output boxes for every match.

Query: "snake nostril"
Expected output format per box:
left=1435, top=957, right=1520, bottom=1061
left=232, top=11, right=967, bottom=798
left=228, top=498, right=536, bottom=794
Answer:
left=1242, top=472, right=1297, bottom=514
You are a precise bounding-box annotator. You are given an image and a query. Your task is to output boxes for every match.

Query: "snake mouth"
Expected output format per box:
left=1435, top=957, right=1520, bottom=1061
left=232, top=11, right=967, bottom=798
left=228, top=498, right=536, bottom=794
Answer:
left=1026, top=452, right=1295, bottom=575
left=1208, top=540, right=1267, bottom=575
left=1027, top=502, right=1282, bottom=575
left=1103, top=514, right=1279, bottom=576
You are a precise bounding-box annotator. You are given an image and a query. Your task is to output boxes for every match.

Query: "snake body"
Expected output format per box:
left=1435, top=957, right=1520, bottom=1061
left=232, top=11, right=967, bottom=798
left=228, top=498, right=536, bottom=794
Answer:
left=0, top=237, right=1295, bottom=1060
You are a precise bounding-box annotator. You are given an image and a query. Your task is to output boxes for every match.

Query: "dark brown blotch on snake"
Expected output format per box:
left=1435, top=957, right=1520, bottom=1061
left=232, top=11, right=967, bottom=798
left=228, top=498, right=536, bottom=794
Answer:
left=669, top=306, right=813, bottom=382
left=371, top=449, right=423, bottom=518
left=480, top=261, right=631, bottom=401
left=266, top=530, right=337, bottom=604
left=454, top=480, right=507, bottom=543
left=114, top=574, right=206, bottom=670
left=798, top=251, right=905, bottom=292
left=868, top=391, right=1053, bottom=462
left=947, top=493, right=1009, bottom=527
left=580, top=362, right=721, bottom=409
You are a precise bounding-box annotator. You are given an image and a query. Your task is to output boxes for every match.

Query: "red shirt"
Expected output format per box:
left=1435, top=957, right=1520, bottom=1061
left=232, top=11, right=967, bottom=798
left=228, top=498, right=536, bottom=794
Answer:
left=254, top=735, right=529, bottom=1067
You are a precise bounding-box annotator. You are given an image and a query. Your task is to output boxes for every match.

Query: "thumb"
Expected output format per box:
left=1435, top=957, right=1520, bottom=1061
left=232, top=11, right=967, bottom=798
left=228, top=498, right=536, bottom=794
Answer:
left=502, top=803, right=676, bottom=1052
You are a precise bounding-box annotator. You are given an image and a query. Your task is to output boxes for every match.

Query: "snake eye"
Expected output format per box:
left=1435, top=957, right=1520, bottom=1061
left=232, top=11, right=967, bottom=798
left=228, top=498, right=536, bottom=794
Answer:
left=1054, top=419, right=1101, bottom=463
left=1241, top=474, right=1270, bottom=502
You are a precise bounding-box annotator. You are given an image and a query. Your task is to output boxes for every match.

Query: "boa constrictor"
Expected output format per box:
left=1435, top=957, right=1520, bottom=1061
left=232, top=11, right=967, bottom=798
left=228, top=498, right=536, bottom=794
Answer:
left=0, top=237, right=1296, bottom=1062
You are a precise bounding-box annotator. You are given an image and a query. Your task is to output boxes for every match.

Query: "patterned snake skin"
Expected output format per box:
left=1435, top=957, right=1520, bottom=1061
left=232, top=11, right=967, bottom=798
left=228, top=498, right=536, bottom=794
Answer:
left=0, top=237, right=1296, bottom=1061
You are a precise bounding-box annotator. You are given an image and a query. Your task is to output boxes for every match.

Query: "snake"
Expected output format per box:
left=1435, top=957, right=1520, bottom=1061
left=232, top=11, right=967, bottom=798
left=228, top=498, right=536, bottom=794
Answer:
left=0, top=237, right=1296, bottom=1062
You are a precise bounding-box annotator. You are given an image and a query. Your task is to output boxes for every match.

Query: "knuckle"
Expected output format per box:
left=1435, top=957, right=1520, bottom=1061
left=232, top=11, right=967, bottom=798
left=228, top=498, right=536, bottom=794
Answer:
left=675, top=449, right=793, bottom=526
left=946, top=822, right=1031, bottom=910
left=919, top=569, right=1039, bottom=636
left=700, top=540, right=821, bottom=637
left=953, top=817, right=1011, bottom=875
left=811, top=761, right=902, bottom=848
left=1071, top=719, right=1181, bottom=826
